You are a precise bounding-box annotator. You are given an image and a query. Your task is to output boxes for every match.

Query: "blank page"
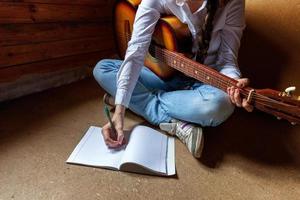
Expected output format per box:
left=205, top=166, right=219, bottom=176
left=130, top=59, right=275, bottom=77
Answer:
left=167, top=137, right=176, bottom=175
left=66, top=126, right=125, bottom=169
left=120, top=126, right=168, bottom=174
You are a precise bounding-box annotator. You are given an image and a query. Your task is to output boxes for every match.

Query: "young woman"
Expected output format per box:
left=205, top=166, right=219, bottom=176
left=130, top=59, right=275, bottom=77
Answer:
left=93, top=0, right=253, bottom=158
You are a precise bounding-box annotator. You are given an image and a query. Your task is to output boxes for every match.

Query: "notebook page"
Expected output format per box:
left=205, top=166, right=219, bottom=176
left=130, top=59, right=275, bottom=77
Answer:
left=120, top=126, right=168, bottom=173
left=167, top=137, right=176, bottom=175
left=66, top=126, right=125, bottom=169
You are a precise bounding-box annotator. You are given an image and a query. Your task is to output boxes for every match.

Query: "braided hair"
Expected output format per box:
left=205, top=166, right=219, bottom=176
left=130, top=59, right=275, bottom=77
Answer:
left=196, top=0, right=220, bottom=63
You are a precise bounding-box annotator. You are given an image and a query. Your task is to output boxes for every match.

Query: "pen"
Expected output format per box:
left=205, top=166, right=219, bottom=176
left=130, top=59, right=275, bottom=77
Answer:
left=104, top=105, right=117, bottom=138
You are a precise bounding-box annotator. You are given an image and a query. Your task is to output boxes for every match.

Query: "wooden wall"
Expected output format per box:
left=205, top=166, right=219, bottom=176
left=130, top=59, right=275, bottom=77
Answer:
left=0, top=0, right=115, bottom=101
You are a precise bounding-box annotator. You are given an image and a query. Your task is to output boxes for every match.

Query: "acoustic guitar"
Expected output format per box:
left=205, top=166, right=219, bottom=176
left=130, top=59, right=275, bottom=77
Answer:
left=114, top=0, right=300, bottom=125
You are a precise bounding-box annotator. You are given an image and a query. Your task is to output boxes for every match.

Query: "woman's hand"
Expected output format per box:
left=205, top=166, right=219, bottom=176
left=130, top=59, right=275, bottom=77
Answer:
left=102, top=105, right=126, bottom=148
left=227, top=78, right=254, bottom=112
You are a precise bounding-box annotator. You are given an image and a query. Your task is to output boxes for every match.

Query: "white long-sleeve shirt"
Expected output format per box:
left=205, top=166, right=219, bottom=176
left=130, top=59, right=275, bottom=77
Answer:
left=115, top=0, right=246, bottom=107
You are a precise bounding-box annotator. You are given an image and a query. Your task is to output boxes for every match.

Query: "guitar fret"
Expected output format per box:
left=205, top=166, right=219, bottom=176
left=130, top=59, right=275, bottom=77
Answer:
left=145, top=43, right=300, bottom=124
left=158, top=47, right=235, bottom=91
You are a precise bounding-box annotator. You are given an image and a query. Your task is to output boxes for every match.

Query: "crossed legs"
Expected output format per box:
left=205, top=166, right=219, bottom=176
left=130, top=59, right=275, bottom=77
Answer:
left=93, top=59, right=234, bottom=127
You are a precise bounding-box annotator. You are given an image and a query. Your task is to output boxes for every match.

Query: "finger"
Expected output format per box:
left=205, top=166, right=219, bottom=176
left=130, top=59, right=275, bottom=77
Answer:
left=227, top=87, right=231, bottom=96
left=106, top=137, right=120, bottom=148
left=103, top=130, right=118, bottom=146
left=121, top=137, right=127, bottom=145
left=242, top=98, right=254, bottom=112
left=116, top=129, right=124, bottom=145
left=234, top=89, right=242, bottom=107
left=229, top=87, right=235, bottom=104
left=110, top=129, right=118, bottom=141
left=105, top=121, right=118, bottom=140
left=237, top=78, right=250, bottom=88
left=102, top=126, right=119, bottom=148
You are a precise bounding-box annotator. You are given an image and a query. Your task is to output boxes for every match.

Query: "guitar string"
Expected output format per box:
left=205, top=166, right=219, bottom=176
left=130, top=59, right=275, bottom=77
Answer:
left=118, top=33, right=239, bottom=92
left=152, top=47, right=267, bottom=99
left=117, top=35, right=293, bottom=107
left=118, top=33, right=260, bottom=95
left=117, top=33, right=298, bottom=109
left=156, top=49, right=298, bottom=108
left=114, top=34, right=300, bottom=121
left=119, top=43, right=294, bottom=108
left=153, top=47, right=299, bottom=109
left=117, top=45, right=300, bottom=118
left=254, top=104, right=299, bottom=121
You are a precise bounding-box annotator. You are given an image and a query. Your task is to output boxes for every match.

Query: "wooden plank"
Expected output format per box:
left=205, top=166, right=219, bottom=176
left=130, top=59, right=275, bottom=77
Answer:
left=0, top=0, right=110, bottom=6
left=0, top=21, right=113, bottom=46
left=0, top=67, right=91, bottom=102
left=0, top=36, right=115, bottom=68
left=0, top=50, right=114, bottom=83
left=0, top=2, right=112, bottom=24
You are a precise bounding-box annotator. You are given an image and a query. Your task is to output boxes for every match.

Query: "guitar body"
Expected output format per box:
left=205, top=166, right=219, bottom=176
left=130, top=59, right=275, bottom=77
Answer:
left=114, top=0, right=192, bottom=79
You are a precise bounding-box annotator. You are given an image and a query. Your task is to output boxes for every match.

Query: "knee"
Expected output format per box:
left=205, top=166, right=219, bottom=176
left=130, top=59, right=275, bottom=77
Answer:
left=201, top=94, right=234, bottom=127
left=93, top=59, right=120, bottom=82
left=93, top=59, right=106, bottom=79
left=93, top=59, right=112, bottom=77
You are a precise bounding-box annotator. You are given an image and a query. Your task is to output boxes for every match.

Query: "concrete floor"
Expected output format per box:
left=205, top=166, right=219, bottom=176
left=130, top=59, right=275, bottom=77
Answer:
left=0, top=78, right=300, bottom=200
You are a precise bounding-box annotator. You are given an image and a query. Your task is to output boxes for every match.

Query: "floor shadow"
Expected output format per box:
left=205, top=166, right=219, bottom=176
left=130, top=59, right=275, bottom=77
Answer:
left=200, top=109, right=298, bottom=168
left=0, top=78, right=102, bottom=140
left=199, top=25, right=300, bottom=169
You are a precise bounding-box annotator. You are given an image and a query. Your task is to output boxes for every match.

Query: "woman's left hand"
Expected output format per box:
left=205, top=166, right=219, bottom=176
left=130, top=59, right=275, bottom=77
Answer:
left=227, top=78, right=254, bottom=112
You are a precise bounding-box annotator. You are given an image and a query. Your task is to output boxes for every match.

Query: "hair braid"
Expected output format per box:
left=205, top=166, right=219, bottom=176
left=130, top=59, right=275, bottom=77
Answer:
left=196, top=0, right=220, bottom=63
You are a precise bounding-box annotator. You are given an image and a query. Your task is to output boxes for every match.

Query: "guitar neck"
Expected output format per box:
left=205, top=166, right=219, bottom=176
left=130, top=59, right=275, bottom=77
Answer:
left=153, top=46, right=239, bottom=92
left=115, top=1, right=300, bottom=124
left=152, top=46, right=300, bottom=124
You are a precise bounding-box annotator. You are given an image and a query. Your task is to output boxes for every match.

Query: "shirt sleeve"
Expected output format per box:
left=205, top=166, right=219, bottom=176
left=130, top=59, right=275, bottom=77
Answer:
left=216, top=0, right=246, bottom=79
left=115, top=0, right=163, bottom=107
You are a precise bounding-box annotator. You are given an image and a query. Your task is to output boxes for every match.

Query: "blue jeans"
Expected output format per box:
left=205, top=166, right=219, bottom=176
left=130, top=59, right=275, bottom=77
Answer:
left=93, top=59, right=234, bottom=126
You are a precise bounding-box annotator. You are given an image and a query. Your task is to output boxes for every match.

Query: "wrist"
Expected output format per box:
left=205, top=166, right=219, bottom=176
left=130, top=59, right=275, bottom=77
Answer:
left=115, top=104, right=126, bottom=116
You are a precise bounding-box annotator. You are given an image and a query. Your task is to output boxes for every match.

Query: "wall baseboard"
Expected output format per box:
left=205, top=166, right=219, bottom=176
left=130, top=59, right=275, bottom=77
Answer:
left=0, top=67, right=92, bottom=102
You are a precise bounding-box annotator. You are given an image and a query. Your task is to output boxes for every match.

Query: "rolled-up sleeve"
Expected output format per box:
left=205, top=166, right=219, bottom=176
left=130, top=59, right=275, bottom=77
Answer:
left=115, top=0, right=162, bottom=107
left=216, top=0, right=245, bottom=79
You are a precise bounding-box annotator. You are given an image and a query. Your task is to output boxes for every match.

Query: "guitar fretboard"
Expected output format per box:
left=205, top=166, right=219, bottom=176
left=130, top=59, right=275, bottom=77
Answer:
left=152, top=46, right=238, bottom=92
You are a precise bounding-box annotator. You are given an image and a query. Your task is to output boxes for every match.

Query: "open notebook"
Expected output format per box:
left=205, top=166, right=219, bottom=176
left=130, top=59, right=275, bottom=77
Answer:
left=66, top=125, right=175, bottom=176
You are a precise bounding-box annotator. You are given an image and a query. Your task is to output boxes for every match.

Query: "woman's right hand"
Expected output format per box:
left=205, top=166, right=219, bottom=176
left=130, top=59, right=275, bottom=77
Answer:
left=102, top=105, right=126, bottom=148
